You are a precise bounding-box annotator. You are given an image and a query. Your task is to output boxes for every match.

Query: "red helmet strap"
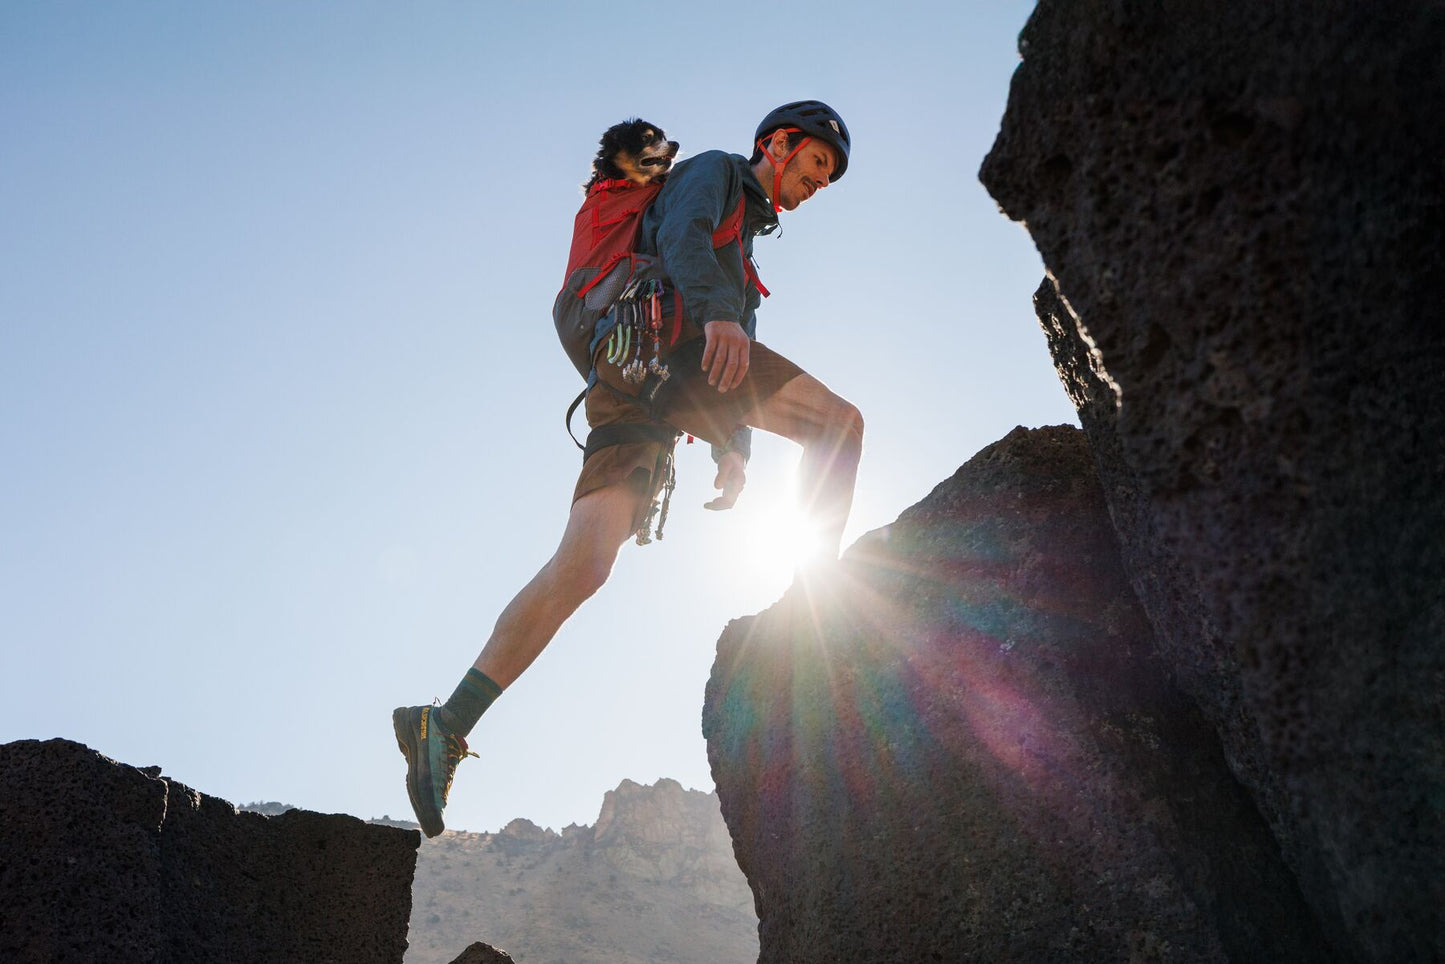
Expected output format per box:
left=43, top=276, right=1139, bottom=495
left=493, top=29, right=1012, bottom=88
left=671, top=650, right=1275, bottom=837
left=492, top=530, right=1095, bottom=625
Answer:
left=757, top=127, right=812, bottom=214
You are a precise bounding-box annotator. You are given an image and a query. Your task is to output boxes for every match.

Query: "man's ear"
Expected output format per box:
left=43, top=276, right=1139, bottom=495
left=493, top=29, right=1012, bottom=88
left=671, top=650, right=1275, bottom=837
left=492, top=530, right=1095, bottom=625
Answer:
left=767, top=128, right=791, bottom=160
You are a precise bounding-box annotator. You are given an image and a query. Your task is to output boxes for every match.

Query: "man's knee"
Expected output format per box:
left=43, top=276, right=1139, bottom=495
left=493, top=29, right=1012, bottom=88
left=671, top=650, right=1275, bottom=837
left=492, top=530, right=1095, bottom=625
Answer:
left=549, top=519, right=626, bottom=599
left=833, top=397, right=864, bottom=442
left=747, top=374, right=862, bottom=449
left=551, top=544, right=617, bottom=600
left=550, top=485, right=638, bottom=599
left=814, top=392, right=863, bottom=450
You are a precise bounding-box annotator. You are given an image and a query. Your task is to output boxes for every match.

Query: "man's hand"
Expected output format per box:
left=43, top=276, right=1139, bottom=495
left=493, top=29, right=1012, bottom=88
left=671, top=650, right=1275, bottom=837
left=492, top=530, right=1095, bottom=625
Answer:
left=701, top=320, right=750, bottom=393
left=704, top=451, right=746, bottom=511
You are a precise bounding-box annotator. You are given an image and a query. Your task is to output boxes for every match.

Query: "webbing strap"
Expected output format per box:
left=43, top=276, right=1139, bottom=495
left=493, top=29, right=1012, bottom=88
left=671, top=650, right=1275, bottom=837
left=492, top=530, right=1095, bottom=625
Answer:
left=710, top=198, right=745, bottom=245
left=742, top=256, right=770, bottom=298
left=757, top=128, right=809, bottom=214
left=566, top=385, right=591, bottom=450
left=582, top=421, right=680, bottom=460
left=588, top=178, right=641, bottom=195
left=567, top=379, right=681, bottom=456
left=711, top=196, right=770, bottom=298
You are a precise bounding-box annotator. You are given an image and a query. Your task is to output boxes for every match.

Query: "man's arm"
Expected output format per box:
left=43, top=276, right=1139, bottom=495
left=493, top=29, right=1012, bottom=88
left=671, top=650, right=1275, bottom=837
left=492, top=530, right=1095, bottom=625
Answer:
left=653, top=153, right=754, bottom=392
left=653, top=152, right=746, bottom=327
left=704, top=424, right=751, bottom=510
left=701, top=319, right=750, bottom=392
left=704, top=450, right=746, bottom=511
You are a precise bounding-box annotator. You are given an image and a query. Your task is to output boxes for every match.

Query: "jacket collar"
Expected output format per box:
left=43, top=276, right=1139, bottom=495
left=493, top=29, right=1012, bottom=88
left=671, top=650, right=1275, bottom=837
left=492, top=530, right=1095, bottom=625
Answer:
left=734, top=154, right=781, bottom=237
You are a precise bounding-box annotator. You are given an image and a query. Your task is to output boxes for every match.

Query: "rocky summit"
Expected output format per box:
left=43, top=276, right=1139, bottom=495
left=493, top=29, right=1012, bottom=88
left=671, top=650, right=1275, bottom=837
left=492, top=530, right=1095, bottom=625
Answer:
left=2, top=740, right=752, bottom=964
left=701, top=3, right=1440, bottom=963
left=0, top=738, right=417, bottom=964
left=981, top=1, right=1443, bottom=960
left=705, top=425, right=1329, bottom=963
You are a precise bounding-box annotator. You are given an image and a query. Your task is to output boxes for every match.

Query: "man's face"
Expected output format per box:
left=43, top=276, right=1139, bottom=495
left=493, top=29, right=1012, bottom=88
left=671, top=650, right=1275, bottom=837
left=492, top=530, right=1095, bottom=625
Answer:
left=770, top=133, right=838, bottom=211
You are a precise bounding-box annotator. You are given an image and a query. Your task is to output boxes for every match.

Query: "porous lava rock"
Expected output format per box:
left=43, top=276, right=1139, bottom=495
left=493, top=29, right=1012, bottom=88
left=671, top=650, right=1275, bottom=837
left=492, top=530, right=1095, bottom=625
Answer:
left=0, top=738, right=418, bottom=963
left=703, top=426, right=1329, bottom=963
left=980, top=3, right=1444, bottom=960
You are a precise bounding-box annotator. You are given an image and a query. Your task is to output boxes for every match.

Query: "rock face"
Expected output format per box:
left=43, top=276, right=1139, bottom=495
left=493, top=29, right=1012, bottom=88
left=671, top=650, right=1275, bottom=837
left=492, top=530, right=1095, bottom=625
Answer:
left=980, top=3, right=1444, bottom=961
left=0, top=738, right=418, bottom=964
left=704, top=426, right=1329, bottom=963
left=407, top=778, right=756, bottom=964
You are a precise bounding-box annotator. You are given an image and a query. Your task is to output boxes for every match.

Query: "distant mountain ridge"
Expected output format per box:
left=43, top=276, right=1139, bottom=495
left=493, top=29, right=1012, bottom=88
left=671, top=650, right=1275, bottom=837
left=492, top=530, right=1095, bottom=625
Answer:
left=241, top=799, right=421, bottom=831
left=248, top=778, right=757, bottom=964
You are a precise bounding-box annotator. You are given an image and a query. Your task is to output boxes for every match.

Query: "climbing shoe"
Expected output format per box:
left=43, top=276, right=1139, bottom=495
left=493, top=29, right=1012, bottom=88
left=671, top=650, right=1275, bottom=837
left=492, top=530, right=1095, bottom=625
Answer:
left=392, top=704, right=477, bottom=838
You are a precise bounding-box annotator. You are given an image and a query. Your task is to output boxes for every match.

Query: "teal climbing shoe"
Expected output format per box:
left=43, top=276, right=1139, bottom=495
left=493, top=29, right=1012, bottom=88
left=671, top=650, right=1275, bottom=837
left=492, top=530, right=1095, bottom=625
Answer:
left=392, top=704, right=477, bottom=838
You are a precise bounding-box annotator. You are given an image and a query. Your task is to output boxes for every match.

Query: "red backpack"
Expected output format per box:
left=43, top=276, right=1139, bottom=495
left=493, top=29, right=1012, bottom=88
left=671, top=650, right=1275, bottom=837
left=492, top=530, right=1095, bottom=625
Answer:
left=552, top=177, right=767, bottom=381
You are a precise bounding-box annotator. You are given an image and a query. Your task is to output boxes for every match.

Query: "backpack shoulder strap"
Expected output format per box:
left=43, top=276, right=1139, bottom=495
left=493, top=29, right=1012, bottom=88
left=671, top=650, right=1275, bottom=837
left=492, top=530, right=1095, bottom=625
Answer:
left=709, top=195, right=770, bottom=298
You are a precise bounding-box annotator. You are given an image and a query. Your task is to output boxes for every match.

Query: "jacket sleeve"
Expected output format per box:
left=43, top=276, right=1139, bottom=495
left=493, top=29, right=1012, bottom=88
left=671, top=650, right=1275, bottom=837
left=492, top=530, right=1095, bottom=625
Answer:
left=711, top=425, right=753, bottom=466
left=654, top=153, right=744, bottom=326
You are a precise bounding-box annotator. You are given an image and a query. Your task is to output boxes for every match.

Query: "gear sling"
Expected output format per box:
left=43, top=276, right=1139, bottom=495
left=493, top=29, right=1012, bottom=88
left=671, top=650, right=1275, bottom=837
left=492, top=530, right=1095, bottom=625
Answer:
left=553, top=175, right=766, bottom=543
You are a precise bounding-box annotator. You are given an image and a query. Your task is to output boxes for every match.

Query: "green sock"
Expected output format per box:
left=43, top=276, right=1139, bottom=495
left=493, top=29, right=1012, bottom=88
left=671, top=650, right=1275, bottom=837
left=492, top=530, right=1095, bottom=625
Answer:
left=436, top=668, right=502, bottom=737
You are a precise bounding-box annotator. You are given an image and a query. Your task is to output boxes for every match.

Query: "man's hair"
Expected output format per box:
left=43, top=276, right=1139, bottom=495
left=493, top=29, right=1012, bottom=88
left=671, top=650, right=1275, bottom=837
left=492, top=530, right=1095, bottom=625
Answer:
left=749, top=129, right=809, bottom=166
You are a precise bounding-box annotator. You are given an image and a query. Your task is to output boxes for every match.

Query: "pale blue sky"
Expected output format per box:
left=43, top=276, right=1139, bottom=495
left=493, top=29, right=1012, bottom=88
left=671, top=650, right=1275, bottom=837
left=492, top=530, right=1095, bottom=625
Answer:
left=1, top=0, right=1071, bottom=834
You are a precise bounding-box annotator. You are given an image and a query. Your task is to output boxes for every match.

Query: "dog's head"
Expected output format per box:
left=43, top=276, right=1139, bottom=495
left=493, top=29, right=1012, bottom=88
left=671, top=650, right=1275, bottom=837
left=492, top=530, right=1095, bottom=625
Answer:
left=588, top=118, right=679, bottom=188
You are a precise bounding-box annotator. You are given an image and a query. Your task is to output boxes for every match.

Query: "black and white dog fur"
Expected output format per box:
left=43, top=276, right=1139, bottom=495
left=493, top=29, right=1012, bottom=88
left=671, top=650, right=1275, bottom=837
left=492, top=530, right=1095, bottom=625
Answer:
left=586, top=118, right=679, bottom=189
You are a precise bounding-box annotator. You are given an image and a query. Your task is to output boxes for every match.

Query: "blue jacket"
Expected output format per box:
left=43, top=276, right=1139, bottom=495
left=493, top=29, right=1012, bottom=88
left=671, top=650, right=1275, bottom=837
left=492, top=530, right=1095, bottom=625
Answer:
left=635, top=150, right=776, bottom=463
left=637, top=150, right=777, bottom=340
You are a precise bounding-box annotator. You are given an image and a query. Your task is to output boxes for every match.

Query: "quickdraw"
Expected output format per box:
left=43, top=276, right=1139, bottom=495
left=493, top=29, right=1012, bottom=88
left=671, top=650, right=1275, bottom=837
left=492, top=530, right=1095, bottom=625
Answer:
left=603, top=278, right=671, bottom=390
left=592, top=278, right=678, bottom=546
left=634, top=445, right=677, bottom=546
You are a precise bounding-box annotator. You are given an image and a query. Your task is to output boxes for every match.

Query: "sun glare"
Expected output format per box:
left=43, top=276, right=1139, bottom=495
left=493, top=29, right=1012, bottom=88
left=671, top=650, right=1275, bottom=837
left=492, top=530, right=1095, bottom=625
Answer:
left=742, top=500, right=827, bottom=581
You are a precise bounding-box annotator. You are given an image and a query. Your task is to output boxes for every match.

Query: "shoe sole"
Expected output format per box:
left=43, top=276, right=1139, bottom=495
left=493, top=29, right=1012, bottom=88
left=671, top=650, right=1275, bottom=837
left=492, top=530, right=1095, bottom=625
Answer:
left=392, top=706, right=445, bottom=838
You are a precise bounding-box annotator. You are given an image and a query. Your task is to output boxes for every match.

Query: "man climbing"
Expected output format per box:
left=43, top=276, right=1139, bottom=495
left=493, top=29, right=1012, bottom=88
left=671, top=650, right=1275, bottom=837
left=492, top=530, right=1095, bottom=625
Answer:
left=393, top=101, right=862, bottom=837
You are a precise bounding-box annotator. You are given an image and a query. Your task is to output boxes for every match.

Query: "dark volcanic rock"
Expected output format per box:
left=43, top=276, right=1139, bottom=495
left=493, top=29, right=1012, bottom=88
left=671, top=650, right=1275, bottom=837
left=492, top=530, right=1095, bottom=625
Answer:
left=704, top=426, right=1329, bottom=964
left=981, top=3, right=1444, bottom=961
left=448, top=942, right=516, bottom=963
left=0, top=738, right=418, bottom=963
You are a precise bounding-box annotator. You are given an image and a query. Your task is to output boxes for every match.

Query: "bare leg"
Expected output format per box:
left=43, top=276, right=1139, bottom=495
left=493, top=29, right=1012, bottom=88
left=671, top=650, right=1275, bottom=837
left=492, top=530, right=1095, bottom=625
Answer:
left=471, top=483, right=642, bottom=689
left=741, top=374, right=864, bottom=559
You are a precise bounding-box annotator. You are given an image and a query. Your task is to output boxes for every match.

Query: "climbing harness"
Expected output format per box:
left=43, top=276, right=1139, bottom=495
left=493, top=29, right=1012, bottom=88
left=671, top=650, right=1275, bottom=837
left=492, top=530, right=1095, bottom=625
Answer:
left=579, top=418, right=681, bottom=546
left=586, top=276, right=680, bottom=546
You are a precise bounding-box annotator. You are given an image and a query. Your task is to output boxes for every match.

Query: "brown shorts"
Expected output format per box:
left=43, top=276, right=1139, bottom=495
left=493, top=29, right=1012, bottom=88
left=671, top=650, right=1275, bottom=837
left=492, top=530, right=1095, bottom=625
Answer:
left=572, top=329, right=805, bottom=519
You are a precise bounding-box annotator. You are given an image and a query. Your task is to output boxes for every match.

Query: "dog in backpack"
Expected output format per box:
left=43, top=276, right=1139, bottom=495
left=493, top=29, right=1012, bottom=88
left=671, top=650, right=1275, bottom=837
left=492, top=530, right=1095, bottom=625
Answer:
left=586, top=118, right=679, bottom=190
